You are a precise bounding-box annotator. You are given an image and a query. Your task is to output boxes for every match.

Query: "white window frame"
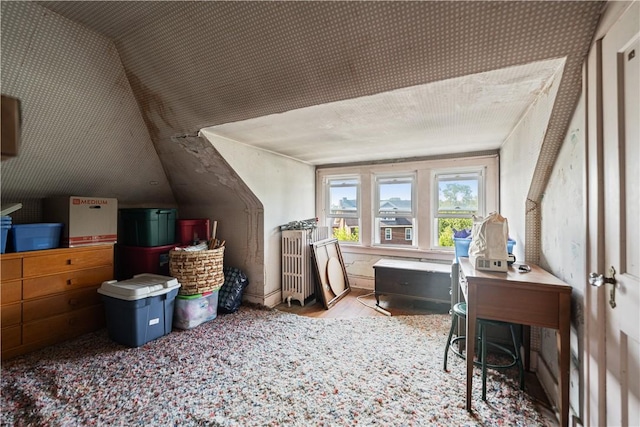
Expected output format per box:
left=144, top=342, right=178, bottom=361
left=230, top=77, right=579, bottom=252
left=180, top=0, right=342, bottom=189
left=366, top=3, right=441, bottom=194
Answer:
left=405, top=228, right=413, bottom=241
left=385, top=228, right=392, bottom=240
left=316, top=154, right=498, bottom=257
left=374, top=173, right=416, bottom=247
left=432, top=168, right=485, bottom=248
left=324, top=175, right=361, bottom=243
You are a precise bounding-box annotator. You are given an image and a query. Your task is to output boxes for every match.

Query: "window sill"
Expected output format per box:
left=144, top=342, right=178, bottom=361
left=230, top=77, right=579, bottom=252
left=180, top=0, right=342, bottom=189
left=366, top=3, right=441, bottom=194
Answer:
left=338, top=243, right=455, bottom=263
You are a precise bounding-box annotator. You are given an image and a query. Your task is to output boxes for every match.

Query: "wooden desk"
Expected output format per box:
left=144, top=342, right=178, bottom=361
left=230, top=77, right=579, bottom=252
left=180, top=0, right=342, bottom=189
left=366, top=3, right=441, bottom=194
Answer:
left=458, top=258, right=572, bottom=427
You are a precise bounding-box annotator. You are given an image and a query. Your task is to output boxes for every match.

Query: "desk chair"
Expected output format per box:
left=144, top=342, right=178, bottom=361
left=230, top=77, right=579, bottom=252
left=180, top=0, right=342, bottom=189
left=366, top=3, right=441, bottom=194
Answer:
left=444, top=302, right=524, bottom=400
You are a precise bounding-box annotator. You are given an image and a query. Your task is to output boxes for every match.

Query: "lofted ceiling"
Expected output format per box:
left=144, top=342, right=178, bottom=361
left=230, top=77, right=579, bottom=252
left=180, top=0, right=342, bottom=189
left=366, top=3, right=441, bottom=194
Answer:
left=37, top=1, right=604, bottom=166
left=204, top=58, right=565, bottom=165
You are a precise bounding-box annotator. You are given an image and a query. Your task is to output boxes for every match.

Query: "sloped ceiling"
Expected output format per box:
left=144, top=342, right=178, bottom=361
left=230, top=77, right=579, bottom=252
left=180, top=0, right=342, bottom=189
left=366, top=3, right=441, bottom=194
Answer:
left=38, top=1, right=604, bottom=167
left=2, top=1, right=605, bottom=215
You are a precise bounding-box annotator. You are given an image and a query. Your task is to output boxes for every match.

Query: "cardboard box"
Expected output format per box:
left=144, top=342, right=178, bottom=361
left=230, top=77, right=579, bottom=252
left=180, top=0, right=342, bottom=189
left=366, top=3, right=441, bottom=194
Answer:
left=44, top=197, right=118, bottom=247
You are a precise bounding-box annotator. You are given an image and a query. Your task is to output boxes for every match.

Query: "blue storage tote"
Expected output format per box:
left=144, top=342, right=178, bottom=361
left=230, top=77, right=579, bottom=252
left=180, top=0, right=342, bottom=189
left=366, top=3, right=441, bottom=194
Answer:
left=1, top=216, right=11, bottom=254
left=454, top=237, right=515, bottom=262
left=119, top=208, right=177, bottom=247
left=98, top=274, right=181, bottom=347
left=10, top=223, right=63, bottom=252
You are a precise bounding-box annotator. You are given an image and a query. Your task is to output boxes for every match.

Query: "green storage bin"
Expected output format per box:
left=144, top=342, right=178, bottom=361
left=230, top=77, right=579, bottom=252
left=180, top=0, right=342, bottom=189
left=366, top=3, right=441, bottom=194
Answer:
left=119, top=208, right=177, bottom=247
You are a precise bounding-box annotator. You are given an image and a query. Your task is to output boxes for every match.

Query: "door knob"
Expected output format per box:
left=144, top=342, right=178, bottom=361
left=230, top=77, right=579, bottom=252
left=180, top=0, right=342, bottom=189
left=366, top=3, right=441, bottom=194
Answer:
left=589, top=266, right=617, bottom=308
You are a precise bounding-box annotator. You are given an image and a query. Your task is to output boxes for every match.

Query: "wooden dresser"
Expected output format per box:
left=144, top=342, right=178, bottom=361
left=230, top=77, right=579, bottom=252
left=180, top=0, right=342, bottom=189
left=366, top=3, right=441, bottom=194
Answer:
left=1, top=245, right=114, bottom=360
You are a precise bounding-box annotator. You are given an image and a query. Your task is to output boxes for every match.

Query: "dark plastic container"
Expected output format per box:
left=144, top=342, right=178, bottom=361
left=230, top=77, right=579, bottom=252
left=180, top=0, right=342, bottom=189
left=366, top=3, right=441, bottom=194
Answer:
left=10, top=223, right=63, bottom=252
left=119, top=208, right=177, bottom=247
left=98, top=274, right=180, bottom=347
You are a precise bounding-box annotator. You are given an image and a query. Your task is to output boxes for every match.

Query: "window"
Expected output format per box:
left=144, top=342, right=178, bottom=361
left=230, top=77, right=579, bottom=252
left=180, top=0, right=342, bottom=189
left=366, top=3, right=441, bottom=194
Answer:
left=434, top=170, right=483, bottom=247
left=374, top=174, right=416, bottom=246
left=385, top=228, right=392, bottom=240
left=326, top=177, right=360, bottom=242
left=405, top=228, right=412, bottom=241
left=317, top=156, right=497, bottom=254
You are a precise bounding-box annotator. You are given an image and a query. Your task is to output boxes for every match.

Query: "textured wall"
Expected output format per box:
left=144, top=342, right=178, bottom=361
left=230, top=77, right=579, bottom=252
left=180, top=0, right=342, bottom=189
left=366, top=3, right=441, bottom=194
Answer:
left=0, top=2, right=175, bottom=215
left=540, top=82, right=587, bottom=421
left=200, top=130, right=316, bottom=307
left=500, top=63, right=564, bottom=264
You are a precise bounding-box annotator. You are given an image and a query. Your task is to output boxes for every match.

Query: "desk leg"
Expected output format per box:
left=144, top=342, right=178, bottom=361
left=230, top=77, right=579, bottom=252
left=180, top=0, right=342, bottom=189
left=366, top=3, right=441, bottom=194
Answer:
left=523, top=325, right=531, bottom=371
left=466, top=283, right=477, bottom=412
left=558, top=294, right=571, bottom=427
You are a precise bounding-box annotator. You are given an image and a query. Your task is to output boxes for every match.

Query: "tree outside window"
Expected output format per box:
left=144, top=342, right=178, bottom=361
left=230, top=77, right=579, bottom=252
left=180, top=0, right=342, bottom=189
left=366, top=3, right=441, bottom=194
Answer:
left=435, top=172, right=482, bottom=247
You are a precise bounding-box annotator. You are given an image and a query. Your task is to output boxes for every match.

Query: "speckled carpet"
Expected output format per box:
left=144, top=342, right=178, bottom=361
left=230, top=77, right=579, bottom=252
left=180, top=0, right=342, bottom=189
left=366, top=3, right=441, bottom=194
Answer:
left=1, top=306, right=549, bottom=426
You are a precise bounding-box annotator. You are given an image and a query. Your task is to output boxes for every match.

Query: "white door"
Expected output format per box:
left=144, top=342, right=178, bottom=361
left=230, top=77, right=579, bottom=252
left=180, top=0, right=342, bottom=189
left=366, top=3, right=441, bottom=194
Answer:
left=600, top=3, right=640, bottom=426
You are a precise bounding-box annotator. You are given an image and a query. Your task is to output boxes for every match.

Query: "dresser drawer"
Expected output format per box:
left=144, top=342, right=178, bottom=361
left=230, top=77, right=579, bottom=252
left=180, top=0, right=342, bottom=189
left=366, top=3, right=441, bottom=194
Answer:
left=23, top=287, right=102, bottom=322
left=23, top=305, right=105, bottom=344
left=1, top=325, right=21, bottom=349
left=23, top=266, right=113, bottom=299
left=1, top=279, right=22, bottom=303
left=1, top=258, right=22, bottom=281
left=1, top=302, right=21, bottom=326
left=22, top=246, right=113, bottom=277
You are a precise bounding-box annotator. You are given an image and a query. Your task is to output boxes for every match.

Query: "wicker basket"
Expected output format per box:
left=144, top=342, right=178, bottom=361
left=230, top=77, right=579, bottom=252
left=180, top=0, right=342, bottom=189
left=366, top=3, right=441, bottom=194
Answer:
left=169, top=247, right=225, bottom=295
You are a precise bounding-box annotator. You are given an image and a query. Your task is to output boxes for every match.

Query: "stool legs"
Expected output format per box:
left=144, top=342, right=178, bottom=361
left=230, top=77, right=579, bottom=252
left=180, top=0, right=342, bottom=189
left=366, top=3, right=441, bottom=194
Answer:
left=509, top=324, right=525, bottom=390
left=444, top=306, right=525, bottom=399
left=481, top=323, right=488, bottom=401
left=443, top=312, right=458, bottom=372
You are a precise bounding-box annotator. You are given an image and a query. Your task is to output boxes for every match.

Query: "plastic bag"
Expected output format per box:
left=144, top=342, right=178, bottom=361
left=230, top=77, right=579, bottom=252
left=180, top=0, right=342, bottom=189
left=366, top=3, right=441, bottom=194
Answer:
left=468, top=212, right=509, bottom=261
left=218, top=267, right=249, bottom=314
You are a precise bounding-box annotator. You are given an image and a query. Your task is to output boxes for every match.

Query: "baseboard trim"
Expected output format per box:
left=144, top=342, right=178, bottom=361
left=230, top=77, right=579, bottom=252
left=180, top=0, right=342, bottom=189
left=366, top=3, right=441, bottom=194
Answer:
left=535, top=351, right=559, bottom=414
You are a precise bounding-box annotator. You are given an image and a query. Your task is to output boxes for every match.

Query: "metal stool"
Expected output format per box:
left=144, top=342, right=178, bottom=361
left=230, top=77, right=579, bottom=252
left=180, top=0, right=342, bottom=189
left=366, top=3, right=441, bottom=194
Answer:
left=443, top=302, right=524, bottom=400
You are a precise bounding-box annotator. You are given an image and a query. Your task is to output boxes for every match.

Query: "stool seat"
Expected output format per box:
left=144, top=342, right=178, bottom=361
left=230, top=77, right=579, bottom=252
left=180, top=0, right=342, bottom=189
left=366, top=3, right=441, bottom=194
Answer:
left=444, top=302, right=524, bottom=400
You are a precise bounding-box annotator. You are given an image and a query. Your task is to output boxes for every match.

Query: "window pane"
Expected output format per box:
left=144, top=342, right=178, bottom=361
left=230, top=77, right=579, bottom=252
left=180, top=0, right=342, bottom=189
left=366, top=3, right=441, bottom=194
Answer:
left=437, top=217, right=473, bottom=247
left=385, top=228, right=392, bottom=240
left=437, top=175, right=478, bottom=214
left=331, top=218, right=360, bottom=243
left=329, top=178, right=358, bottom=216
left=405, top=228, right=412, bottom=240
left=375, top=217, right=415, bottom=246
left=378, top=177, right=412, bottom=215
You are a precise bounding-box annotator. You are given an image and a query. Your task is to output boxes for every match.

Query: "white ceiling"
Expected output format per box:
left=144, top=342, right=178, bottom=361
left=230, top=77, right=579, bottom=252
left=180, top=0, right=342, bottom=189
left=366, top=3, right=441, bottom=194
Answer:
left=202, top=58, right=565, bottom=165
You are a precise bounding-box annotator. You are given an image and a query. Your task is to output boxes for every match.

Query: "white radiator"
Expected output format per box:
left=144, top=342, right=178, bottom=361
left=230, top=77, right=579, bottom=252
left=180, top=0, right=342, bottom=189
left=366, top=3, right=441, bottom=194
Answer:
left=282, top=227, right=329, bottom=306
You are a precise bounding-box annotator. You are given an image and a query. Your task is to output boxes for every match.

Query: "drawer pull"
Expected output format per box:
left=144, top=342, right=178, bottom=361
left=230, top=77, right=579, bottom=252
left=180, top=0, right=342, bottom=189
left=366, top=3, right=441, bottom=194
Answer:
left=66, top=259, right=73, bottom=265
left=66, top=278, right=77, bottom=286
left=68, top=298, right=78, bottom=306
left=68, top=317, right=77, bottom=326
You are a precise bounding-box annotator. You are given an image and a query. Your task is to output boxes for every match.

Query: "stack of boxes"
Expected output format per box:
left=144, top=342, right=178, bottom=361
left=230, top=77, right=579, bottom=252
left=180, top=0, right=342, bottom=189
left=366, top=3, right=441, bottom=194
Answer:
left=117, top=208, right=178, bottom=279
left=172, top=218, right=217, bottom=330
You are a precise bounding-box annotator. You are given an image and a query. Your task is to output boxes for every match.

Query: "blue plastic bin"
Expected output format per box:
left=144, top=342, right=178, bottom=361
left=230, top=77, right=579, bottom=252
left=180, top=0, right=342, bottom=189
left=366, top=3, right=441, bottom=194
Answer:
left=1, top=216, right=11, bottom=253
left=10, top=223, right=63, bottom=252
left=454, top=237, right=516, bottom=262
left=1, top=226, right=10, bottom=254
left=98, top=274, right=181, bottom=347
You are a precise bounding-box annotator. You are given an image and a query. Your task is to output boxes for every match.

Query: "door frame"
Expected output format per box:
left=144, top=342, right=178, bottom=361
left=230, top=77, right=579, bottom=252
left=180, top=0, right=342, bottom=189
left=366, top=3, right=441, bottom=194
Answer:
left=584, top=2, right=636, bottom=426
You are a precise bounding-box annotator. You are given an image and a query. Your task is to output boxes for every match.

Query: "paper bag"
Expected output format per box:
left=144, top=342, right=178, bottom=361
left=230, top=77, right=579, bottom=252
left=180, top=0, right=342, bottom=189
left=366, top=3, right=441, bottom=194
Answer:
left=468, top=212, right=509, bottom=261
